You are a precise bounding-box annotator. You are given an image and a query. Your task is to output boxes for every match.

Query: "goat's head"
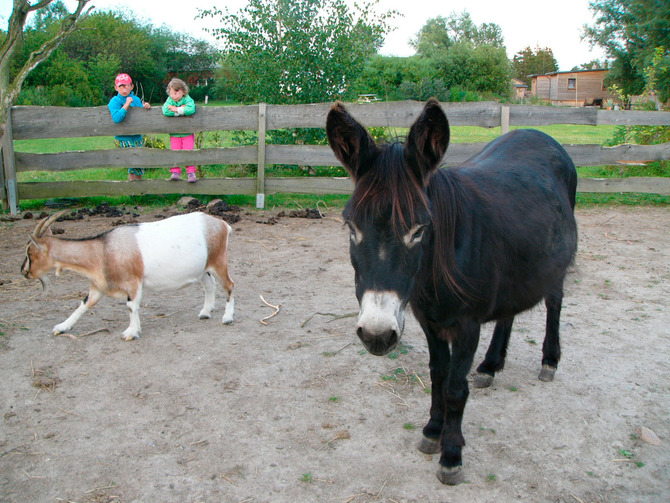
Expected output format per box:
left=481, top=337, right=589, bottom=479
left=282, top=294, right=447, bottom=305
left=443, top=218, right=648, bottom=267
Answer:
left=21, top=211, right=67, bottom=290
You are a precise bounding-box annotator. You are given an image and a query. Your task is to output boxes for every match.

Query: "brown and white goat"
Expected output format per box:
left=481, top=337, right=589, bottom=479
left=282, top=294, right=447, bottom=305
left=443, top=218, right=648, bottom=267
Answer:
left=22, top=211, right=235, bottom=340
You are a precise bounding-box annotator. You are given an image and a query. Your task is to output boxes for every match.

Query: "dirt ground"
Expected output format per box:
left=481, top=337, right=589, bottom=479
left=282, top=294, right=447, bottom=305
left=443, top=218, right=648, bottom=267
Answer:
left=0, top=204, right=668, bottom=503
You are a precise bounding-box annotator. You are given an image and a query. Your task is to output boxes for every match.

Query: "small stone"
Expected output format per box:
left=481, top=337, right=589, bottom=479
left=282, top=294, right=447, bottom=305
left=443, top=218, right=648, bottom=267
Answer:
left=638, top=426, right=661, bottom=446
left=206, top=198, right=224, bottom=211
left=177, top=196, right=201, bottom=208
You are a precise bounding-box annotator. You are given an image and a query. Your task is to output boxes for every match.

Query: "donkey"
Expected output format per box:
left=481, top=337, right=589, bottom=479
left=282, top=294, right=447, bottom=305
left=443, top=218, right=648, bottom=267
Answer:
left=326, top=99, right=577, bottom=484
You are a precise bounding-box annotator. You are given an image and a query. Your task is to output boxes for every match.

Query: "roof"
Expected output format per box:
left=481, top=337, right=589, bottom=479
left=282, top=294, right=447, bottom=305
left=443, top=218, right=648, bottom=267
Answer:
left=528, top=68, right=608, bottom=78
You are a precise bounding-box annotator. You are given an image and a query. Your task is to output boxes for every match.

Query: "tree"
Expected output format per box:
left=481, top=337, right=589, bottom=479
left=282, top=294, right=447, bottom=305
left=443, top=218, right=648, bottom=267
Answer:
left=352, top=55, right=438, bottom=100
left=9, top=7, right=220, bottom=106
left=412, top=12, right=510, bottom=96
left=583, top=0, right=670, bottom=102
left=0, top=0, right=91, bottom=144
left=412, top=11, right=504, bottom=57
left=512, top=46, right=559, bottom=83
left=410, top=17, right=452, bottom=58
left=198, top=0, right=397, bottom=104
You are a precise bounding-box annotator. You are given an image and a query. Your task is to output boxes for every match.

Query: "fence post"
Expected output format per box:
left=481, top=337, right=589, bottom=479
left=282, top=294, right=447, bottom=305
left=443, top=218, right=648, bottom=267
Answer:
left=256, top=102, right=267, bottom=209
left=501, top=105, right=510, bottom=135
left=1, top=110, right=19, bottom=215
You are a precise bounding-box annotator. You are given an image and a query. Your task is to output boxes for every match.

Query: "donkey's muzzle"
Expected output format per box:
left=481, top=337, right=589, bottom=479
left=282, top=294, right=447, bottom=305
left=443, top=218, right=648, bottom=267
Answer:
left=357, top=326, right=399, bottom=355
left=355, top=290, right=405, bottom=356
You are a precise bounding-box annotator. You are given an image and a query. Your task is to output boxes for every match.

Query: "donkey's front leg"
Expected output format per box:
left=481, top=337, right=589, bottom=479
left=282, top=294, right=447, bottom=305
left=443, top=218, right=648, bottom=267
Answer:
left=436, top=320, right=480, bottom=485
left=53, top=287, right=104, bottom=335
left=418, top=328, right=450, bottom=455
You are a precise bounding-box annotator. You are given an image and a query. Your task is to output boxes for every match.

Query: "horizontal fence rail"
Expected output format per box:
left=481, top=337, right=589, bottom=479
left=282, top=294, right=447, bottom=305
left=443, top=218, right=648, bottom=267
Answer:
left=2, top=101, right=670, bottom=214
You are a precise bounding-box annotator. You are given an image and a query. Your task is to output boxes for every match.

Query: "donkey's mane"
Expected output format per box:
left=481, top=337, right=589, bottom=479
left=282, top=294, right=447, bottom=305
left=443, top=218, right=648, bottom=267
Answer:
left=345, top=140, right=472, bottom=301
left=345, top=142, right=428, bottom=233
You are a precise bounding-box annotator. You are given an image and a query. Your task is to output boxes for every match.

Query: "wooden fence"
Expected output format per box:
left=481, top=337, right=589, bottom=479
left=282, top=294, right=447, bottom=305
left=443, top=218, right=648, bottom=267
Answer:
left=2, top=101, right=670, bottom=214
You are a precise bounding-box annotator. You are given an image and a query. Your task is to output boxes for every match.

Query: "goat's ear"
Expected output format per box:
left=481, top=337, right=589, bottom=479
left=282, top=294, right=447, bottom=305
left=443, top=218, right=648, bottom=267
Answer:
left=326, top=101, right=379, bottom=182
left=404, top=99, right=450, bottom=186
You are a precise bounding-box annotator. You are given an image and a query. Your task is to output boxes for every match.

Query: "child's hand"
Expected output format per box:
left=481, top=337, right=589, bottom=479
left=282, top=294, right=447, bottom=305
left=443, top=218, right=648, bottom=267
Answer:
left=124, top=96, right=134, bottom=108
left=168, top=105, right=178, bottom=112
left=143, top=102, right=151, bottom=110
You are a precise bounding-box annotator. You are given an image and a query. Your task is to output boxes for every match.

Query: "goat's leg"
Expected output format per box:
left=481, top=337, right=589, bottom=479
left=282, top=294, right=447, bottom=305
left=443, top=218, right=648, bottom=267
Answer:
left=209, top=267, right=235, bottom=325
left=122, top=284, right=143, bottom=341
left=222, top=289, right=234, bottom=325
left=198, top=273, right=216, bottom=319
left=53, top=288, right=104, bottom=335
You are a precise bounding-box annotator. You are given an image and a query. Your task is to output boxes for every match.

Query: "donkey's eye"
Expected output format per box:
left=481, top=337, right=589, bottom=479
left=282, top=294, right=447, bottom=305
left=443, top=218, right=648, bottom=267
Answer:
left=403, top=225, right=426, bottom=247
left=347, top=222, right=363, bottom=245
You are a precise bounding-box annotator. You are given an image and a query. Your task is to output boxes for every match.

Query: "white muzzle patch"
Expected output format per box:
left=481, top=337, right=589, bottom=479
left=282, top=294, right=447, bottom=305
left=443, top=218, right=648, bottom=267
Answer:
left=357, top=290, right=405, bottom=339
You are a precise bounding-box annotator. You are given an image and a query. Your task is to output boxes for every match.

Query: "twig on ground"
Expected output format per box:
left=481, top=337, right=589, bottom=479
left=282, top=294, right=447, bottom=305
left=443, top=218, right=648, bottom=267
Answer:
left=318, top=430, right=351, bottom=451
left=301, top=311, right=357, bottom=328
left=220, top=473, right=237, bottom=486
left=260, top=295, right=281, bottom=325
left=55, top=327, right=109, bottom=340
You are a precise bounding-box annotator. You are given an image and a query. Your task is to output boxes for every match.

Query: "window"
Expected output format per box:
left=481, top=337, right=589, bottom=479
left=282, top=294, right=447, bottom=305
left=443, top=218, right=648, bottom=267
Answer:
left=568, top=78, right=576, bottom=90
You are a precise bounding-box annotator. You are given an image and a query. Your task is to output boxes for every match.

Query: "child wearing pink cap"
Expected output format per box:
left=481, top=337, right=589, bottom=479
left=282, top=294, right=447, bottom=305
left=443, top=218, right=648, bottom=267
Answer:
left=108, top=73, right=151, bottom=180
left=162, top=78, right=197, bottom=182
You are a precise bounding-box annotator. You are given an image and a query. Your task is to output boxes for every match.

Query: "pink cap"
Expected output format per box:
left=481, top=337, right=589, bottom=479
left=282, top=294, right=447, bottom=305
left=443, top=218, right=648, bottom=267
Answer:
left=115, top=73, right=132, bottom=86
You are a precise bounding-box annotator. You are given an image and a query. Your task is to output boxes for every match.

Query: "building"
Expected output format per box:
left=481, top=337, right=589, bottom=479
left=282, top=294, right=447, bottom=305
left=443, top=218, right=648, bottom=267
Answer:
left=511, top=78, right=529, bottom=100
left=529, top=69, right=615, bottom=107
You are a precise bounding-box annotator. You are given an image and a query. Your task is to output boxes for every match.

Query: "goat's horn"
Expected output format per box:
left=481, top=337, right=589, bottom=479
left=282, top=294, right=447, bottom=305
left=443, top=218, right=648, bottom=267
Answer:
left=39, top=275, right=51, bottom=296
left=29, top=235, right=45, bottom=252
left=33, top=210, right=68, bottom=237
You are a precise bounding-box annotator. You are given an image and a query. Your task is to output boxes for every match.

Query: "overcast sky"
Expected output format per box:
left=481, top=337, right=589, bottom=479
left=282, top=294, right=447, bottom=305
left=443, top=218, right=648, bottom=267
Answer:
left=1, top=0, right=606, bottom=70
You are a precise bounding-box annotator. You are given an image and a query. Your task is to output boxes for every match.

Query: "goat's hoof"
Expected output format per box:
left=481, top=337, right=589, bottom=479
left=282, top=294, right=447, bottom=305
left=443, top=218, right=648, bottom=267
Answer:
left=417, top=436, right=441, bottom=454
left=473, top=372, right=494, bottom=388
left=437, top=465, right=464, bottom=485
left=53, top=323, right=69, bottom=335
left=222, top=317, right=234, bottom=325
left=121, top=332, right=139, bottom=341
left=538, top=365, right=556, bottom=382
left=198, top=313, right=212, bottom=320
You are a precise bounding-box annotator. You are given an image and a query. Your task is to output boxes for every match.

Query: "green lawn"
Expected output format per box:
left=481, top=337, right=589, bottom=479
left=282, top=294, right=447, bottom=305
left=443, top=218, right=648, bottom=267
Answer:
left=9, top=123, right=669, bottom=209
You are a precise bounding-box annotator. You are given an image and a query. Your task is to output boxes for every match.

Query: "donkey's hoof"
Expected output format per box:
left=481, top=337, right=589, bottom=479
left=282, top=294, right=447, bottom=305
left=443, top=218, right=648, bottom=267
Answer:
left=417, top=436, right=441, bottom=454
left=473, top=372, right=494, bottom=388
left=437, top=465, right=464, bottom=485
left=538, top=364, right=556, bottom=382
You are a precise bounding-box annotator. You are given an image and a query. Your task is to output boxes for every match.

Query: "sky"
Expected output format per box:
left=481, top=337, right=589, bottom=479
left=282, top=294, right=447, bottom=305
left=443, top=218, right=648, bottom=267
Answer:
left=1, top=0, right=607, bottom=71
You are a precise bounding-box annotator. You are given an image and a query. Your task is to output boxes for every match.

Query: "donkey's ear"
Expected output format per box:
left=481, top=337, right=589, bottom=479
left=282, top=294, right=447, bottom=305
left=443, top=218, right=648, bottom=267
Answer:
left=326, top=102, right=379, bottom=181
left=404, top=99, right=450, bottom=185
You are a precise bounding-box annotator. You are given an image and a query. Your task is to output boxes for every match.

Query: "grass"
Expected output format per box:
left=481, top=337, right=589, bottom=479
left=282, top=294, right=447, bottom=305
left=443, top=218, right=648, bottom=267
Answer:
left=8, top=123, right=669, bottom=211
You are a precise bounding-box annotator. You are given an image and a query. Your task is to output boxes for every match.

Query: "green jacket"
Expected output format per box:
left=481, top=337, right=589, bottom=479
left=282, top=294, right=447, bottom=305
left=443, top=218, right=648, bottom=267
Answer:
left=162, top=94, right=196, bottom=137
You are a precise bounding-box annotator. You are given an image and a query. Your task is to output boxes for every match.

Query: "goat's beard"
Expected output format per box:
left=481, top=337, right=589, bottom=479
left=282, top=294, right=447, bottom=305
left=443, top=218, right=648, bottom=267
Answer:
left=38, top=276, right=51, bottom=296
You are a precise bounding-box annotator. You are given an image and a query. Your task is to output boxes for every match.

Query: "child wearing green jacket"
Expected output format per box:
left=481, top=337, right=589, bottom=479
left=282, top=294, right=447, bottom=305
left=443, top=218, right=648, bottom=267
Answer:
left=162, top=78, right=197, bottom=182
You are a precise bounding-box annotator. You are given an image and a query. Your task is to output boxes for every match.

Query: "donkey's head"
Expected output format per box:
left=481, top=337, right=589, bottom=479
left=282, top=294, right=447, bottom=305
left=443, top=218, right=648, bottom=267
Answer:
left=21, top=211, right=66, bottom=289
left=326, top=99, right=450, bottom=355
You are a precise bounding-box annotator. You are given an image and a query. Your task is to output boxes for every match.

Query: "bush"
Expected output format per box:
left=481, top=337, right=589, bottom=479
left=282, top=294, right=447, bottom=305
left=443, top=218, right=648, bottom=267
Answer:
left=16, top=84, right=97, bottom=107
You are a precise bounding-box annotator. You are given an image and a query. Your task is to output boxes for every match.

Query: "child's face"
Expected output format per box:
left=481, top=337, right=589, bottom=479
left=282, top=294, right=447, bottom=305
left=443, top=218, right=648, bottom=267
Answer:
left=169, top=87, right=185, bottom=102
left=115, top=83, right=133, bottom=97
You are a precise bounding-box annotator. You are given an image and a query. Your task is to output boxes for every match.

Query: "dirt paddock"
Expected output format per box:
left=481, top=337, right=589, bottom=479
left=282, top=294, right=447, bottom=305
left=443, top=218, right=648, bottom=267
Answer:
left=0, top=204, right=668, bottom=503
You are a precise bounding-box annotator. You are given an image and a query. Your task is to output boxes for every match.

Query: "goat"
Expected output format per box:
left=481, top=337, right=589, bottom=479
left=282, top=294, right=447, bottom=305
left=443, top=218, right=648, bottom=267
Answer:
left=22, top=211, right=235, bottom=340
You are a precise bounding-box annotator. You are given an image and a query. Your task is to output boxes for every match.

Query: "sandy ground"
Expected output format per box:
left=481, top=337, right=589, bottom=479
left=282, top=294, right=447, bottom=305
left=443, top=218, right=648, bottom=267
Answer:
left=0, top=204, right=668, bottom=503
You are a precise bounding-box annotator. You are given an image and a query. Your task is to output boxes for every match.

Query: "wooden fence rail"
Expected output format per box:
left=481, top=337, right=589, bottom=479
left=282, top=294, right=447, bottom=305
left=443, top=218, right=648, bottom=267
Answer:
left=2, top=101, right=670, bottom=214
